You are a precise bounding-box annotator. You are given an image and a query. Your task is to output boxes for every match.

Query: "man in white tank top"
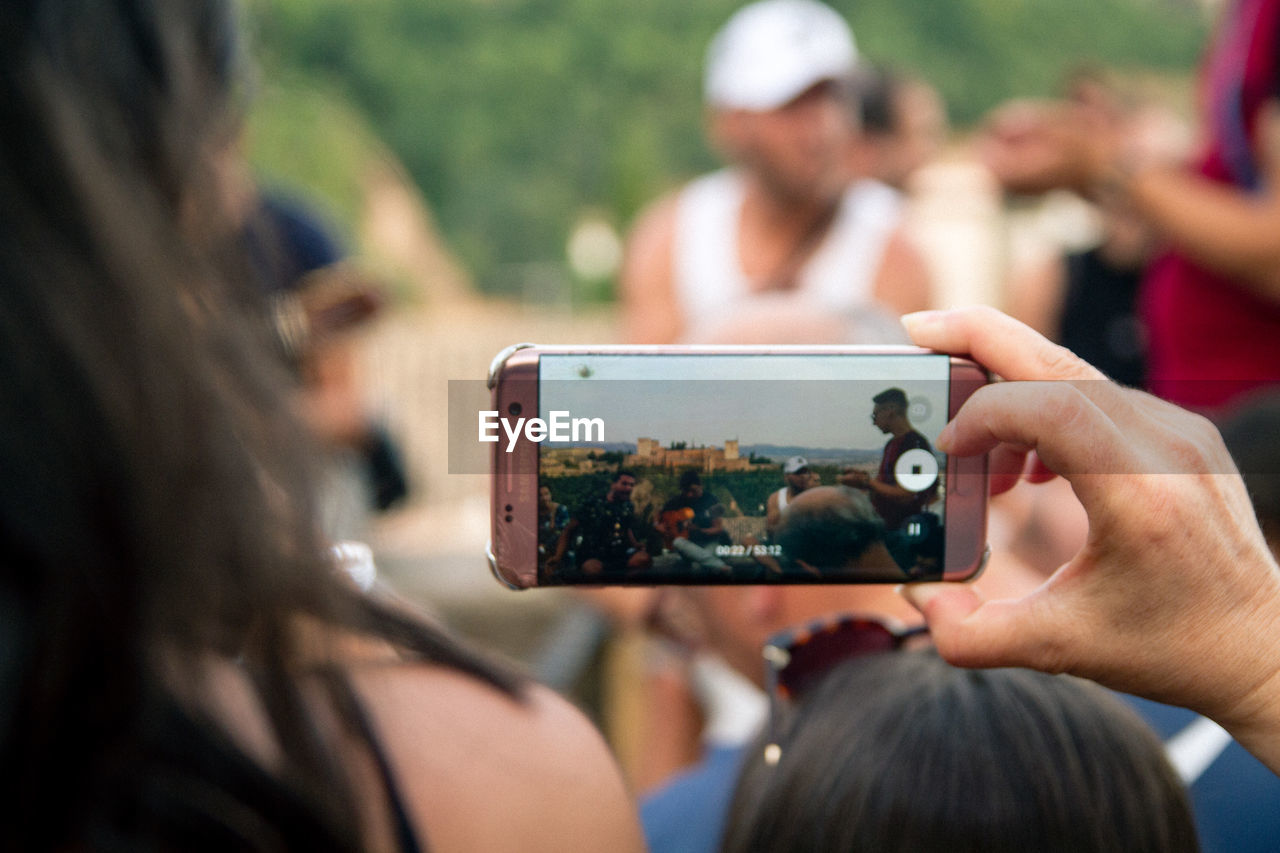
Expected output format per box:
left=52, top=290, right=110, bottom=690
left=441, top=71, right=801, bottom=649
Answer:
left=621, top=0, right=932, bottom=345
left=765, top=455, right=815, bottom=537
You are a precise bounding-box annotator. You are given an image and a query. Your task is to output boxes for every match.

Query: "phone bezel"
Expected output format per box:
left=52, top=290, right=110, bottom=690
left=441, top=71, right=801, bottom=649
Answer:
left=489, top=345, right=988, bottom=589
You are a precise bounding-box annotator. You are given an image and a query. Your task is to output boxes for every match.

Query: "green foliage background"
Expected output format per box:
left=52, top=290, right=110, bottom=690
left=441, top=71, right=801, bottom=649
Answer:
left=244, top=0, right=1207, bottom=299
left=546, top=464, right=844, bottom=524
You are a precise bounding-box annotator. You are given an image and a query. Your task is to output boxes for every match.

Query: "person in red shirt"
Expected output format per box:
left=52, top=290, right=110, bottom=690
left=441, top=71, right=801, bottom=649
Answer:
left=983, top=0, right=1280, bottom=414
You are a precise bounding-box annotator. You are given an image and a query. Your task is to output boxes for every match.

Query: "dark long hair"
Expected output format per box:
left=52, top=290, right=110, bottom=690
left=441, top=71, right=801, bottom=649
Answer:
left=722, top=651, right=1199, bottom=853
left=0, top=2, right=518, bottom=848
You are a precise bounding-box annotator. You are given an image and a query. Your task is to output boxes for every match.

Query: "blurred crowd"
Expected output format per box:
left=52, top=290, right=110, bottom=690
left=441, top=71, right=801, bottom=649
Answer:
left=4, top=0, right=1280, bottom=851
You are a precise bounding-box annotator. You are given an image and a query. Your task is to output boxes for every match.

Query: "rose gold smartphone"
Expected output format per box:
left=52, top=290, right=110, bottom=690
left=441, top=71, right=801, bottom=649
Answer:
left=486, top=345, right=988, bottom=589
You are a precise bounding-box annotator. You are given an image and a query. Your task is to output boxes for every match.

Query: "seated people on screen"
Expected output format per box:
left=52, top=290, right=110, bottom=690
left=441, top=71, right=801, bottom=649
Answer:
left=549, top=471, right=651, bottom=578
left=657, top=470, right=733, bottom=575
left=538, top=484, right=571, bottom=571
left=765, top=456, right=816, bottom=538
left=772, top=486, right=906, bottom=581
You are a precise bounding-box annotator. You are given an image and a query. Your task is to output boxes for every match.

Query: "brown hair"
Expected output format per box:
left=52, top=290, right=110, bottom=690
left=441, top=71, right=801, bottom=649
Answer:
left=0, top=2, right=517, bottom=848
left=723, top=651, right=1198, bottom=853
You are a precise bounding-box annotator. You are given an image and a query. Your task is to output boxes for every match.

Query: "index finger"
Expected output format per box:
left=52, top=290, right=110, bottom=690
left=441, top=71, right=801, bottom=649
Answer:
left=902, top=307, right=1107, bottom=383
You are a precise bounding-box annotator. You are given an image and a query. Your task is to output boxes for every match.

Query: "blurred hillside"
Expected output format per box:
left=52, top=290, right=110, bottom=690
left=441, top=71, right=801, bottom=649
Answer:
left=243, top=0, right=1207, bottom=302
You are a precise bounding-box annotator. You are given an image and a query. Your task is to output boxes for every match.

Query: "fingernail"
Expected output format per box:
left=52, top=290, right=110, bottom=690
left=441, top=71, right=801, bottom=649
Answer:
left=900, top=310, right=944, bottom=336
left=898, top=582, right=942, bottom=612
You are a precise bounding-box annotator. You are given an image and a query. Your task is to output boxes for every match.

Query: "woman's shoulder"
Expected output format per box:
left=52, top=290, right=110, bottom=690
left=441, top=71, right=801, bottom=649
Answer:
left=350, top=661, right=645, bottom=853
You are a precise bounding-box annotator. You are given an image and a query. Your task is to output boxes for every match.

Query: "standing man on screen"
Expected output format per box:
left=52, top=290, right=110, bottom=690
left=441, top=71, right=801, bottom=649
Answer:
left=840, top=387, right=937, bottom=531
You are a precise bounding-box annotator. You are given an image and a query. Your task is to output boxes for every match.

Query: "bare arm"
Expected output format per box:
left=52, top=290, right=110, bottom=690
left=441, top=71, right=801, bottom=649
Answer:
left=863, top=477, right=917, bottom=504
left=1005, top=254, right=1067, bottom=339
left=620, top=196, right=683, bottom=344
left=1126, top=141, right=1280, bottom=299
left=838, top=467, right=913, bottom=504
left=696, top=504, right=727, bottom=540
left=764, top=491, right=782, bottom=536
left=837, top=468, right=868, bottom=488
left=986, top=98, right=1280, bottom=303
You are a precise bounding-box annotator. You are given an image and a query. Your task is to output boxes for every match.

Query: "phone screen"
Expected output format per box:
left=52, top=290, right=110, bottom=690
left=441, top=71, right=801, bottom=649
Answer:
left=536, top=353, right=955, bottom=585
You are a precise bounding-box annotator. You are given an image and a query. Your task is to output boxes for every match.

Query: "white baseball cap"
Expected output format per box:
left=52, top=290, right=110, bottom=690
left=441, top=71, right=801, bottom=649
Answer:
left=704, top=0, right=857, bottom=112
left=783, top=456, right=810, bottom=474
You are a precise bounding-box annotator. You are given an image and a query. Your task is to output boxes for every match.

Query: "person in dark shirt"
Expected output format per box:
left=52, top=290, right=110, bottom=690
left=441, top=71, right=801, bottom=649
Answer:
left=661, top=470, right=731, bottom=549
left=549, top=471, right=652, bottom=578
left=656, top=470, right=733, bottom=578
left=840, top=387, right=938, bottom=530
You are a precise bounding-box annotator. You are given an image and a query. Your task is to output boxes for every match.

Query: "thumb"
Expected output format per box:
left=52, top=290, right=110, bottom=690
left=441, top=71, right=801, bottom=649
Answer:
left=900, top=581, right=982, bottom=624
left=900, top=583, right=1059, bottom=672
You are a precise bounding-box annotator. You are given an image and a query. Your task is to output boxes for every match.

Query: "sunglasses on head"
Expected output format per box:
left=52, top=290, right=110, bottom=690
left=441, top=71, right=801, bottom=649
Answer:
left=761, top=613, right=928, bottom=765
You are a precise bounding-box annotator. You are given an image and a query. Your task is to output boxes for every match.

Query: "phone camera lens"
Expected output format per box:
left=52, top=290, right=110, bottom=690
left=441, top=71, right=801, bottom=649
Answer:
left=504, top=514, right=513, bottom=523
left=508, top=402, right=522, bottom=417
left=505, top=504, right=513, bottom=512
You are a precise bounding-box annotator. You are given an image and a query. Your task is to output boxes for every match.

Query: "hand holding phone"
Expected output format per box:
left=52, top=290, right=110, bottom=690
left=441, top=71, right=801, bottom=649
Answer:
left=899, top=307, right=1280, bottom=775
